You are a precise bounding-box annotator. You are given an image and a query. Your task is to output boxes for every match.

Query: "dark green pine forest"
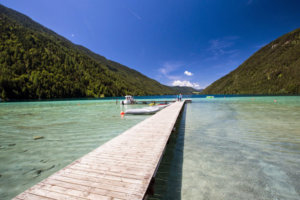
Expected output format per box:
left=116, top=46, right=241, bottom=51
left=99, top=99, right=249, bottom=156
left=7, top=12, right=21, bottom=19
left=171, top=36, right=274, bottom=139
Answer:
left=202, top=28, right=300, bottom=95
left=0, top=5, right=197, bottom=100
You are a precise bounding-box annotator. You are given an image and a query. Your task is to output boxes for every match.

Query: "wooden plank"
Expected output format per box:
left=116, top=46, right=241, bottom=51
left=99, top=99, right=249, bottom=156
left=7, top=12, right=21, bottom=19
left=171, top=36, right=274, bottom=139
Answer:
left=48, top=175, right=143, bottom=199
left=47, top=180, right=130, bottom=200
left=13, top=101, right=186, bottom=200
left=27, top=187, right=87, bottom=200
left=79, top=157, right=154, bottom=169
left=55, top=171, right=142, bottom=190
left=68, top=165, right=148, bottom=180
left=35, top=183, right=112, bottom=200
left=73, top=163, right=149, bottom=176
left=61, top=168, right=145, bottom=184
left=16, top=192, right=54, bottom=200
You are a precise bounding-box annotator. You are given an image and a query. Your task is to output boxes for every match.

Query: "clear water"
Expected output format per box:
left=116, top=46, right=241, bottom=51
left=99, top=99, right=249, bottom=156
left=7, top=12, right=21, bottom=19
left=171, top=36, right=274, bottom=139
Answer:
left=150, top=96, right=300, bottom=200
left=1, top=96, right=300, bottom=200
left=0, top=100, right=149, bottom=199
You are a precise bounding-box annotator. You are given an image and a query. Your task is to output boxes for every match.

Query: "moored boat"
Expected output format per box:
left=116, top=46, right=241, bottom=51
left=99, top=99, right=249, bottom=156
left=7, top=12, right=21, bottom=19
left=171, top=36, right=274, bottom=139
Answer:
left=124, top=104, right=169, bottom=115
left=121, top=95, right=135, bottom=105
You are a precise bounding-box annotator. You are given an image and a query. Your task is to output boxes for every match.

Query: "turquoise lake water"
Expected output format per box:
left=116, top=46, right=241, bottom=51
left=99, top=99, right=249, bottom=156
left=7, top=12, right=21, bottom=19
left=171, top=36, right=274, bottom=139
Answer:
left=1, top=96, right=300, bottom=199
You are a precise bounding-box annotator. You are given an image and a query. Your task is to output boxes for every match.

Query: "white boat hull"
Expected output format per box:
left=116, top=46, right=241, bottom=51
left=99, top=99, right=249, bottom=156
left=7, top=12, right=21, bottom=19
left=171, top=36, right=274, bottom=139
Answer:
left=124, top=104, right=169, bottom=115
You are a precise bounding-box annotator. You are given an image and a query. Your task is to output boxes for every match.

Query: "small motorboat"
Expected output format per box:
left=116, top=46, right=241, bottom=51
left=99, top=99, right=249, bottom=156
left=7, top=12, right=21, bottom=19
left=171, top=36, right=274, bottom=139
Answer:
left=149, top=102, right=156, bottom=106
left=124, top=104, right=169, bottom=115
left=121, top=95, right=135, bottom=105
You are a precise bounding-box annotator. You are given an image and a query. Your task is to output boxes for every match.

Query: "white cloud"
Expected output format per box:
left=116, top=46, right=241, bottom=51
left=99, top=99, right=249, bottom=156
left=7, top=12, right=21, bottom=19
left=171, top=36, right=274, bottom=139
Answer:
left=184, top=70, right=193, bottom=76
left=172, top=80, right=201, bottom=89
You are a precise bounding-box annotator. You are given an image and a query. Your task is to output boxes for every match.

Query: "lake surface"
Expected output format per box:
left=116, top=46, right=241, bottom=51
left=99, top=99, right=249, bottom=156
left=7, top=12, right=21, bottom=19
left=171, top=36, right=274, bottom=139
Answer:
left=0, top=99, right=148, bottom=199
left=1, top=96, right=300, bottom=199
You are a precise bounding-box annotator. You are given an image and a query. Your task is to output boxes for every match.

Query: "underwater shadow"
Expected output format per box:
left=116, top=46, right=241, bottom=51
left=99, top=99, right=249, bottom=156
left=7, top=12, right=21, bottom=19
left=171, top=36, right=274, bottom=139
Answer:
left=148, top=104, right=187, bottom=200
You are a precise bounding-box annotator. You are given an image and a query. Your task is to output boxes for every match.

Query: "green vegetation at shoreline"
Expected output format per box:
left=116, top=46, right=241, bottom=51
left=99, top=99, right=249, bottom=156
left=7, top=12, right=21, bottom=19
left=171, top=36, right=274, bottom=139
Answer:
left=0, top=5, right=197, bottom=100
left=202, top=28, right=300, bottom=95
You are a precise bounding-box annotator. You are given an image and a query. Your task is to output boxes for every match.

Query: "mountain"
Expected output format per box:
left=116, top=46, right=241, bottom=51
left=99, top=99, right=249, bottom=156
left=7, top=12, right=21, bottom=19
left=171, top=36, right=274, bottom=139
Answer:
left=171, top=86, right=199, bottom=95
left=0, top=5, right=195, bottom=100
left=202, top=28, right=300, bottom=95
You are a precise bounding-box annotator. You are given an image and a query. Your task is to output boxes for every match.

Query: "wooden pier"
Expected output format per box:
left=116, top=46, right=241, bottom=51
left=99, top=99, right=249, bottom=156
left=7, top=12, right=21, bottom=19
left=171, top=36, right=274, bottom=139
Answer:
left=14, top=100, right=187, bottom=200
left=132, top=99, right=191, bottom=104
left=135, top=100, right=176, bottom=104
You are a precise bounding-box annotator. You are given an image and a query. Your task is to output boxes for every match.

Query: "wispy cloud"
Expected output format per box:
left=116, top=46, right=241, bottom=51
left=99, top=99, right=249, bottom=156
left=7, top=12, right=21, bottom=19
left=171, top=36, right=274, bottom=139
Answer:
left=184, top=70, right=193, bottom=76
left=128, top=8, right=142, bottom=20
left=247, top=0, right=253, bottom=5
left=71, top=33, right=75, bottom=37
left=158, top=61, right=183, bottom=80
left=172, top=80, right=201, bottom=89
left=158, top=62, right=202, bottom=89
left=209, top=39, right=231, bottom=56
left=206, top=36, right=240, bottom=60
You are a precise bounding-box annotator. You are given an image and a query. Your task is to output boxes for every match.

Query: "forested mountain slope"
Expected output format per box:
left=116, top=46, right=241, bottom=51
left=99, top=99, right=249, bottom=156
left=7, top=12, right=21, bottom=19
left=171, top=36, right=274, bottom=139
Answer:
left=202, top=28, right=300, bottom=94
left=0, top=5, right=195, bottom=100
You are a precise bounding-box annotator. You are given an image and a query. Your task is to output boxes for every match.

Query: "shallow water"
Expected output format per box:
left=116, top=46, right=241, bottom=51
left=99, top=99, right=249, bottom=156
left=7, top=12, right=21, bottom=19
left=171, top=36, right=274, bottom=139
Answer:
left=1, top=96, right=300, bottom=200
left=150, top=96, right=300, bottom=200
left=0, top=100, right=148, bottom=199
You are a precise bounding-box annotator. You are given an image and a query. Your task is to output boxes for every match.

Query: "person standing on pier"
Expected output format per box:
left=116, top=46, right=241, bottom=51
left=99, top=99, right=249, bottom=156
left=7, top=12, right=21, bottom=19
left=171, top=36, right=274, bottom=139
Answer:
left=179, top=93, right=182, bottom=101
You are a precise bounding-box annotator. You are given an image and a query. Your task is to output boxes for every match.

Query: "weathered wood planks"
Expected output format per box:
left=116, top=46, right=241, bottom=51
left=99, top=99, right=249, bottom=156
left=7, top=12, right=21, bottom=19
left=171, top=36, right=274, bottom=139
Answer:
left=14, top=101, right=186, bottom=200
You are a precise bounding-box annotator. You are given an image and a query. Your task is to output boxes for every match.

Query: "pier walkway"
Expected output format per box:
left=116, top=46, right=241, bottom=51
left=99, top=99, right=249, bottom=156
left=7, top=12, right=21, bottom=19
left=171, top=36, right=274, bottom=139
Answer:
left=15, top=101, right=186, bottom=200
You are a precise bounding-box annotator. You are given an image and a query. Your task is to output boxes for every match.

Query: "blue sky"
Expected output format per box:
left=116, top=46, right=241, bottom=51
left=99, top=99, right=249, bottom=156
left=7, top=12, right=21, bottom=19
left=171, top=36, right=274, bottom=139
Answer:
left=1, top=0, right=300, bottom=89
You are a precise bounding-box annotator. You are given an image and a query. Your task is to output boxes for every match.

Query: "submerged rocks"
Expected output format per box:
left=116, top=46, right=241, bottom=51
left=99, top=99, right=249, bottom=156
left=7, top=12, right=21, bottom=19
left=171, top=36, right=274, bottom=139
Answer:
left=35, top=165, right=55, bottom=176
left=33, top=136, right=44, bottom=140
left=36, top=169, right=42, bottom=176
